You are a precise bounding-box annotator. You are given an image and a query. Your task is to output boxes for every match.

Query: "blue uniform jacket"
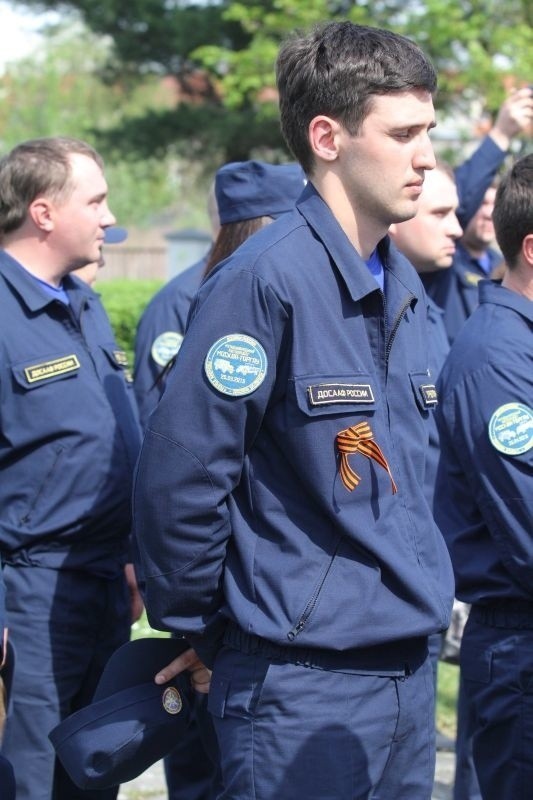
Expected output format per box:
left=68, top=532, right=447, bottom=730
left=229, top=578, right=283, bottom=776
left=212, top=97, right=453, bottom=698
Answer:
left=134, top=183, right=454, bottom=663
left=0, top=251, right=142, bottom=577
left=423, top=135, right=506, bottom=343
left=134, top=259, right=206, bottom=429
left=434, top=280, right=533, bottom=604
left=454, top=136, right=507, bottom=231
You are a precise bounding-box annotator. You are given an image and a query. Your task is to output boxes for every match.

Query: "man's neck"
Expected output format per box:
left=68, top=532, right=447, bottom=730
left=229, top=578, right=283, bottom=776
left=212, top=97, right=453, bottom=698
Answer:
left=3, top=241, right=65, bottom=287
left=501, top=265, right=533, bottom=301
left=311, top=173, right=386, bottom=260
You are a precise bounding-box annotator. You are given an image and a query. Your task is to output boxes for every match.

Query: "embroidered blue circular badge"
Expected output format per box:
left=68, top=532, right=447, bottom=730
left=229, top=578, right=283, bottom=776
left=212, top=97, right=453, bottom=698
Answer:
left=488, top=403, right=533, bottom=456
left=151, top=332, right=184, bottom=367
left=204, top=334, right=267, bottom=396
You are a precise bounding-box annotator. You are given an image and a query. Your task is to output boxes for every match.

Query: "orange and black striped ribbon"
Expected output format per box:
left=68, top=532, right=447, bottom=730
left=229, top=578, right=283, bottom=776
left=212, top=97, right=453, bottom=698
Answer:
left=336, top=421, right=398, bottom=494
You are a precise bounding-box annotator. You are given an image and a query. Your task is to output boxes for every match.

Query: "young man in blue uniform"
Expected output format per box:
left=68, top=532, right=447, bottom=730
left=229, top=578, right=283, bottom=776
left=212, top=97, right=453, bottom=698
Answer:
left=390, top=166, right=483, bottom=793
left=0, top=137, right=143, bottom=800
left=423, top=86, right=533, bottom=343
left=134, top=22, right=454, bottom=799
left=434, top=153, right=533, bottom=800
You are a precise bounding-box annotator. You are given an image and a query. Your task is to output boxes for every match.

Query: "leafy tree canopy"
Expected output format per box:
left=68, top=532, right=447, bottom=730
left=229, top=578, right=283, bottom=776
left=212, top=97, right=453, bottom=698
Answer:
left=8, top=0, right=533, bottom=167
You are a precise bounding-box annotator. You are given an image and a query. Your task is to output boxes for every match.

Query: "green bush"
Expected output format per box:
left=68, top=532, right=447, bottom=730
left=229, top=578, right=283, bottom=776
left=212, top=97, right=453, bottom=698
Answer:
left=97, top=279, right=164, bottom=365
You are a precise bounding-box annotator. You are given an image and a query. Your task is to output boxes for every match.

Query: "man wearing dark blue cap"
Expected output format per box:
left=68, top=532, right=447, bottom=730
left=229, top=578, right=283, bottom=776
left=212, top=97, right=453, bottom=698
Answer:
left=133, top=160, right=305, bottom=800
left=134, top=160, right=305, bottom=428
left=134, top=21, right=454, bottom=800
left=0, top=136, right=143, bottom=800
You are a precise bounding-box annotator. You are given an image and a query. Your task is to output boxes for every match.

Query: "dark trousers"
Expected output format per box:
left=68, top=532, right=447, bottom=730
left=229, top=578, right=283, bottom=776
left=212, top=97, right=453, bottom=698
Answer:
left=453, top=674, right=481, bottom=800
left=208, top=642, right=435, bottom=799
left=459, top=606, right=533, bottom=800
left=164, top=692, right=221, bottom=800
left=1, top=565, right=130, bottom=800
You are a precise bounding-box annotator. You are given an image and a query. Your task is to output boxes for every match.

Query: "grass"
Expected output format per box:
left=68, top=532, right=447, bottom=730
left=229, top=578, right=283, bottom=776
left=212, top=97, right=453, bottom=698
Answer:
left=436, top=661, right=460, bottom=737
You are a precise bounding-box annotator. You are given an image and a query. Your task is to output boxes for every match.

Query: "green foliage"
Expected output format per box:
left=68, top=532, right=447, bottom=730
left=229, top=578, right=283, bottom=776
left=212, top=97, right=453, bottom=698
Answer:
left=0, top=21, right=183, bottom=224
left=7, top=0, right=533, bottom=164
left=97, top=279, right=164, bottom=363
left=437, top=662, right=460, bottom=737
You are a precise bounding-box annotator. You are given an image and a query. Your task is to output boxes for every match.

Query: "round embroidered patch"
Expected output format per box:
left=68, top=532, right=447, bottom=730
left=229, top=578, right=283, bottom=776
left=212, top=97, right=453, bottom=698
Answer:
left=488, top=403, right=533, bottom=456
left=204, top=334, right=268, bottom=397
left=151, top=332, right=184, bottom=367
left=162, top=686, right=183, bottom=715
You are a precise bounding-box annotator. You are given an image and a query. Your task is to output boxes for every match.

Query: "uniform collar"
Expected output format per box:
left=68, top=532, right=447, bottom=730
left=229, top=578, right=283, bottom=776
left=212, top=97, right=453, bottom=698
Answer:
left=454, top=242, right=501, bottom=281
left=295, top=182, right=422, bottom=307
left=478, top=279, right=533, bottom=323
left=0, top=248, right=95, bottom=314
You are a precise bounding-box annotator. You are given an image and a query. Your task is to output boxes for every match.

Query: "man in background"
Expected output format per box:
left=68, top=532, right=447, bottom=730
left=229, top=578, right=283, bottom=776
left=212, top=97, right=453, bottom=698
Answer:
left=435, top=153, right=533, bottom=799
left=424, top=86, right=533, bottom=343
left=0, top=136, right=143, bottom=800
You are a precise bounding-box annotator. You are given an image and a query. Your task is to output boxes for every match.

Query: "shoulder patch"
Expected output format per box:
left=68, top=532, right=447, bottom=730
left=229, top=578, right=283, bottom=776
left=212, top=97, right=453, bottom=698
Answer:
left=488, top=403, right=533, bottom=456
left=204, top=334, right=267, bottom=397
left=151, top=332, right=184, bottom=367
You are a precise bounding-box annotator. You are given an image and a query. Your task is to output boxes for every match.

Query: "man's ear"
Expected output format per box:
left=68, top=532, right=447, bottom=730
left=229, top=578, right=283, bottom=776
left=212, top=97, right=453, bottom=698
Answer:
left=308, top=115, right=341, bottom=163
left=523, top=233, right=533, bottom=268
left=28, top=197, right=55, bottom=232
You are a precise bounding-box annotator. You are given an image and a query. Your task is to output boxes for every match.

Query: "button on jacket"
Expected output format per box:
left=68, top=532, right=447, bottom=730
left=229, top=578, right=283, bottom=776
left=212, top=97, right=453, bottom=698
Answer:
left=435, top=279, right=533, bottom=604
left=0, top=251, right=141, bottom=576
left=134, top=183, right=454, bottom=661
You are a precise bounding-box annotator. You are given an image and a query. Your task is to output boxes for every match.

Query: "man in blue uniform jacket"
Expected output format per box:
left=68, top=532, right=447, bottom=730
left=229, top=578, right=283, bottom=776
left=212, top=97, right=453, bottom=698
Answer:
left=422, top=86, right=533, bottom=343
left=134, top=22, right=454, bottom=799
left=0, top=137, right=143, bottom=800
left=434, top=153, right=533, bottom=800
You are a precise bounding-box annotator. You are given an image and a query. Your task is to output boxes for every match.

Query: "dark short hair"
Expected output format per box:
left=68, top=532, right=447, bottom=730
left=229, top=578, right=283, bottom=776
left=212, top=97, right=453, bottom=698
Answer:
left=492, top=154, right=533, bottom=269
left=0, top=137, right=103, bottom=235
left=276, top=21, right=437, bottom=175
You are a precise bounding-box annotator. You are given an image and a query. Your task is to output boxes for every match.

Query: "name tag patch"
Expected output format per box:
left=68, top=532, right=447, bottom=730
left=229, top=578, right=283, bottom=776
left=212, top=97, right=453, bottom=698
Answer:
left=24, top=355, right=80, bottom=384
left=205, top=334, right=267, bottom=397
left=308, top=383, right=375, bottom=406
left=419, top=384, right=438, bottom=407
left=151, top=332, right=184, bottom=367
left=465, top=271, right=482, bottom=286
left=488, top=402, right=533, bottom=456
left=114, top=349, right=129, bottom=367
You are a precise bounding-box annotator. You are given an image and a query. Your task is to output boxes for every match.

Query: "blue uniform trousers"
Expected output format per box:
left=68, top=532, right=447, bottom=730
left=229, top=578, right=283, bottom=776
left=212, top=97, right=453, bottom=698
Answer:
left=459, top=608, right=533, bottom=800
left=1, top=565, right=130, bottom=800
left=208, top=643, right=435, bottom=800
left=164, top=689, right=222, bottom=800
left=453, top=674, right=481, bottom=800
left=0, top=753, right=16, bottom=799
